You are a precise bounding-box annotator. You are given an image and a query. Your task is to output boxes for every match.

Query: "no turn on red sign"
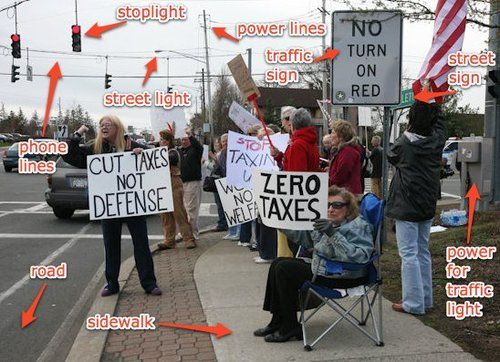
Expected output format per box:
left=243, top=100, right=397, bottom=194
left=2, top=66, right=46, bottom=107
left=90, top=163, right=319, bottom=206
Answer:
left=331, top=10, right=403, bottom=106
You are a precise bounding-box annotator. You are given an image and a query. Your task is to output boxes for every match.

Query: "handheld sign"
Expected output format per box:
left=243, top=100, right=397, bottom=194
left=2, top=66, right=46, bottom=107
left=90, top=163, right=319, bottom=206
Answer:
left=87, top=147, right=174, bottom=220
left=252, top=170, right=328, bottom=230
left=215, top=178, right=257, bottom=227
left=228, top=101, right=260, bottom=133
left=227, top=54, right=260, bottom=100
left=331, top=10, right=402, bottom=105
left=227, top=131, right=289, bottom=188
left=150, top=106, right=187, bottom=139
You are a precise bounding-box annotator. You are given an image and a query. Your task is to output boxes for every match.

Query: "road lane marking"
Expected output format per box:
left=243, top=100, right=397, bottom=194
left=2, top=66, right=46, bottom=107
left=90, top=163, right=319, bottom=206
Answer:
left=0, top=223, right=92, bottom=305
left=0, top=233, right=165, bottom=240
left=441, top=192, right=461, bottom=199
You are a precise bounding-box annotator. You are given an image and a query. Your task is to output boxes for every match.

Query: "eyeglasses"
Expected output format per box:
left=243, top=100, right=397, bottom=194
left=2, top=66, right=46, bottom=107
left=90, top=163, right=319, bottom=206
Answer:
left=328, top=201, right=348, bottom=209
left=100, top=123, right=115, bottom=129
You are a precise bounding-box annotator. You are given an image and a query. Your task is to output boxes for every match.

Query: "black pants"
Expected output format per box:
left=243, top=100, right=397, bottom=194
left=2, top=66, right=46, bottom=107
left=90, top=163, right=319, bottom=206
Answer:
left=256, top=221, right=277, bottom=260
left=101, top=216, right=157, bottom=292
left=263, top=258, right=367, bottom=332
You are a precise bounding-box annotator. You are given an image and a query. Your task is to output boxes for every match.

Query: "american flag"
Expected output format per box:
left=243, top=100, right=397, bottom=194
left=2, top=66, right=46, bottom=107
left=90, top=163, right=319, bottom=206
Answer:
left=412, top=0, right=467, bottom=103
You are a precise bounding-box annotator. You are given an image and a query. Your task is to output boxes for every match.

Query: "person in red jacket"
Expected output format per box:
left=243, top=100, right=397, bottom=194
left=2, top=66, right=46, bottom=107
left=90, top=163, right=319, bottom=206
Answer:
left=328, top=120, right=363, bottom=195
left=270, top=108, right=320, bottom=172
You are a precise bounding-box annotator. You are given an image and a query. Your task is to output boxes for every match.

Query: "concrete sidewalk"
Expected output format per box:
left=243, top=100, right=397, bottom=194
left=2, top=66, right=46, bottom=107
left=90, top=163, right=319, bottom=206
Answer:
left=74, top=231, right=477, bottom=362
left=195, top=240, right=477, bottom=362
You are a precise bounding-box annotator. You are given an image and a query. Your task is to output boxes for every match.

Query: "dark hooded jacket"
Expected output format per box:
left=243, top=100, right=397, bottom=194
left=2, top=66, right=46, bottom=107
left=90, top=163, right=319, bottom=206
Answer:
left=385, top=111, right=447, bottom=221
left=274, top=126, right=320, bottom=172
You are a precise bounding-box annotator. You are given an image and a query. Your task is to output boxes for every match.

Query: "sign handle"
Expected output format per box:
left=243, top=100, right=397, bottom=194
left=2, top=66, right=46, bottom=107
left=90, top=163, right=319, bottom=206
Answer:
left=247, top=93, right=274, bottom=149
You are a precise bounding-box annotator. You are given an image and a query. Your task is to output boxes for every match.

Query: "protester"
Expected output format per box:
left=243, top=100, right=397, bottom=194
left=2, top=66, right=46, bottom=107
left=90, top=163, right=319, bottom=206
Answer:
left=386, top=101, right=446, bottom=316
left=271, top=108, right=320, bottom=172
left=328, top=120, right=363, bottom=195
left=280, top=106, right=296, bottom=134
left=179, top=128, right=204, bottom=239
left=157, top=130, right=196, bottom=250
left=254, top=186, right=373, bottom=342
left=321, top=134, right=333, bottom=170
left=63, top=115, right=161, bottom=297
left=369, top=135, right=383, bottom=198
left=212, top=133, right=230, bottom=233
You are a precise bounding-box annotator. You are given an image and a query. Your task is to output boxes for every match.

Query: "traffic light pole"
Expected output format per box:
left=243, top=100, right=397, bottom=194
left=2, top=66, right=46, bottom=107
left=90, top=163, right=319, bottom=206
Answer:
left=483, top=1, right=500, bottom=208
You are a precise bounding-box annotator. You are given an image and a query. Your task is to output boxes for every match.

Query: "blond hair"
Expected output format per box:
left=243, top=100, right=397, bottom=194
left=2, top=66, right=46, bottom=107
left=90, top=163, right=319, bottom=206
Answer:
left=328, top=185, right=359, bottom=221
left=94, top=115, right=126, bottom=154
left=332, top=120, right=356, bottom=143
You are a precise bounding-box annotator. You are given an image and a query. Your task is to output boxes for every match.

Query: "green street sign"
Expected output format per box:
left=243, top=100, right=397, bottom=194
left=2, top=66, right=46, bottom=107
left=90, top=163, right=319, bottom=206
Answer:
left=391, top=88, right=414, bottom=110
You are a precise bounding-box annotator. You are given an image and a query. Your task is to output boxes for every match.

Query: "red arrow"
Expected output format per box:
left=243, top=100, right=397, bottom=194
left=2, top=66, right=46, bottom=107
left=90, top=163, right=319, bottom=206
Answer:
left=212, top=27, right=239, bottom=43
left=158, top=322, right=232, bottom=339
left=85, top=21, right=127, bottom=38
left=414, top=88, right=457, bottom=104
left=142, top=57, right=158, bottom=87
left=312, top=48, right=340, bottom=64
left=21, top=283, right=47, bottom=328
left=464, top=183, right=480, bottom=244
left=41, top=63, right=62, bottom=137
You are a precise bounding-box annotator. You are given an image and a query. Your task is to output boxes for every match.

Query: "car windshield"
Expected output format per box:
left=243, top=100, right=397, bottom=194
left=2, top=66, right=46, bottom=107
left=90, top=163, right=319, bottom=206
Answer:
left=9, top=143, right=19, bottom=151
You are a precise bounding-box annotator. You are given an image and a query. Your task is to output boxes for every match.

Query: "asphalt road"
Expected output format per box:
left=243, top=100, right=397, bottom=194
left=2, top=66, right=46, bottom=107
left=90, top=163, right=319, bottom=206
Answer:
left=0, top=159, right=218, bottom=362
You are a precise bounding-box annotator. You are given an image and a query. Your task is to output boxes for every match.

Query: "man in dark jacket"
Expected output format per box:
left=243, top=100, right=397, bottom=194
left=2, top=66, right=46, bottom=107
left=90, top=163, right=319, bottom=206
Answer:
left=386, top=101, right=446, bottom=316
left=178, top=128, right=204, bottom=239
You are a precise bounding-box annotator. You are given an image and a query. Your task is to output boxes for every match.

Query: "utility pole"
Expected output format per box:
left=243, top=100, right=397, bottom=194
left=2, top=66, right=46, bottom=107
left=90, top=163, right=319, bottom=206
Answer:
left=320, top=0, right=328, bottom=135
left=201, top=68, right=206, bottom=124
left=484, top=0, right=500, bottom=208
left=247, top=48, right=252, bottom=75
left=202, top=10, right=214, bottom=143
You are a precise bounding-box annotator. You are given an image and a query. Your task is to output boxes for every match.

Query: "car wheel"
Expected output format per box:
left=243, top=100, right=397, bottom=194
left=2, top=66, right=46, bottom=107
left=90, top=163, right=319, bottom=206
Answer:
left=4, top=165, right=12, bottom=172
left=53, top=207, right=75, bottom=219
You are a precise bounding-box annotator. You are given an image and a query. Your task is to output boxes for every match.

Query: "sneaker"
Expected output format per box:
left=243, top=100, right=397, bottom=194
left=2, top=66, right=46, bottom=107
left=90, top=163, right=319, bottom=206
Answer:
left=185, top=240, right=197, bottom=249
left=238, top=241, right=251, bottom=247
left=101, top=287, right=118, bottom=297
left=158, top=242, right=175, bottom=250
left=248, top=245, right=258, bottom=252
left=254, top=257, right=273, bottom=264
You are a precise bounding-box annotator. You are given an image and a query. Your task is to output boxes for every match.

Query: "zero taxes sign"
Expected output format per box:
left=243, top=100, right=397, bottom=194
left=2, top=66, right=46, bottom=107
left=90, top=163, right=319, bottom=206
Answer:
left=331, top=10, right=402, bottom=105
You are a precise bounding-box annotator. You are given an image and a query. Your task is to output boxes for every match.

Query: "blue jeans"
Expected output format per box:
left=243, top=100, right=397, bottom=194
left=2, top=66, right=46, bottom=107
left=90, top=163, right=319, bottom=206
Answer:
left=213, top=191, right=228, bottom=230
left=239, top=221, right=253, bottom=243
left=228, top=224, right=241, bottom=237
left=395, top=219, right=433, bottom=315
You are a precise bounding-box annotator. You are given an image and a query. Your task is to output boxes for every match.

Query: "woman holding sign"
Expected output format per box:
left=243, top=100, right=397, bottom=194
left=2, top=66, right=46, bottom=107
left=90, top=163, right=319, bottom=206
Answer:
left=254, top=186, right=373, bottom=342
left=63, top=115, right=162, bottom=297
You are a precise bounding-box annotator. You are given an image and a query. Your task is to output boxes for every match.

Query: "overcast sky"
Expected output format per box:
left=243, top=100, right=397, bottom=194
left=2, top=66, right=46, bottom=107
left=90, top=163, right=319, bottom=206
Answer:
left=0, top=0, right=490, bottom=132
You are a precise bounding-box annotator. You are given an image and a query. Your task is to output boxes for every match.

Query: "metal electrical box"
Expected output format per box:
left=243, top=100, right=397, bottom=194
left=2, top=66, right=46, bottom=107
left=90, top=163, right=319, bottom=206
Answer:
left=457, top=141, right=482, bottom=163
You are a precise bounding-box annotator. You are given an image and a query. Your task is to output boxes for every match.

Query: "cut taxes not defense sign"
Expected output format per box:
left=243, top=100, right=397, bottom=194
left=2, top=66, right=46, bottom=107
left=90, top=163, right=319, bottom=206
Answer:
left=87, top=147, right=174, bottom=220
left=332, top=10, right=402, bottom=105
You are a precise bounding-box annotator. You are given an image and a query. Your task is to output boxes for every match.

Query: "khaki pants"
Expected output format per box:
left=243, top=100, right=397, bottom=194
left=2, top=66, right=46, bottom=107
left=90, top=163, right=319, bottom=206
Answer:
left=183, top=180, right=202, bottom=237
left=160, top=175, right=194, bottom=245
left=371, top=177, right=382, bottom=199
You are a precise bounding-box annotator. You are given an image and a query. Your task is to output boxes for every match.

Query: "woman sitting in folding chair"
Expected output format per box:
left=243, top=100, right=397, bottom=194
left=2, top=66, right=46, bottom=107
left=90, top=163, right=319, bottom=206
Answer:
left=254, top=186, right=374, bottom=343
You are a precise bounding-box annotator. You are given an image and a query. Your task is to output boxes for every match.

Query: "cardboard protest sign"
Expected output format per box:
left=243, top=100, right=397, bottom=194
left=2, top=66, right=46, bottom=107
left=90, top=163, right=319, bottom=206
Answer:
left=226, top=131, right=289, bottom=188
left=150, top=106, right=187, bottom=139
left=215, top=178, right=257, bottom=227
left=252, top=170, right=328, bottom=230
left=228, top=54, right=261, bottom=100
left=228, top=101, right=260, bottom=133
left=87, top=147, right=174, bottom=220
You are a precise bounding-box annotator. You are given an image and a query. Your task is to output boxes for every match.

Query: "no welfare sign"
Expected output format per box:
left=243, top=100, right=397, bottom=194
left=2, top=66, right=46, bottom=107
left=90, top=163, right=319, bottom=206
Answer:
left=332, top=10, right=402, bottom=105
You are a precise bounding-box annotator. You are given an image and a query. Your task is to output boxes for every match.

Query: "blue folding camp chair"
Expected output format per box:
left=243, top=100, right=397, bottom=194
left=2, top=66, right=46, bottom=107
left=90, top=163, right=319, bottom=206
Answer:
left=299, top=192, right=384, bottom=351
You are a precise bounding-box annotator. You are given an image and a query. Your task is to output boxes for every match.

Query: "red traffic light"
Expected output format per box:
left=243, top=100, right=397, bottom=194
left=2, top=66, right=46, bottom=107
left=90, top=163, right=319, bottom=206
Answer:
left=72, top=25, right=81, bottom=34
left=11, top=34, right=20, bottom=42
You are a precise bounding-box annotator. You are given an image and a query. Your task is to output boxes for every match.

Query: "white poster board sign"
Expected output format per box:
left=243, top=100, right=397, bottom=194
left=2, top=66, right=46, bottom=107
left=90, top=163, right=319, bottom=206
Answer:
left=226, top=131, right=289, bottom=188
left=150, top=106, right=187, bottom=139
left=358, top=107, right=374, bottom=127
left=332, top=10, right=402, bottom=105
left=215, top=178, right=257, bottom=227
left=87, top=147, right=174, bottom=220
left=252, top=170, right=328, bottom=230
left=228, top=101, right=260, bottom=133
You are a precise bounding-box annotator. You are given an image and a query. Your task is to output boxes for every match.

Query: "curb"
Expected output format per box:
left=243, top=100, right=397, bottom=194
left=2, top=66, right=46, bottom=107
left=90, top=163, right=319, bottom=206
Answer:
left=65, top=224, right=218, bottom=362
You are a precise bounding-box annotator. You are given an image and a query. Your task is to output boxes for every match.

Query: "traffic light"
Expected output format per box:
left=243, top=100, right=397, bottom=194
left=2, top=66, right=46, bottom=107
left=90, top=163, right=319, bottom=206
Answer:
left=11, top=65, right=20, bottom=83
left=167, top=87, right=173, bottom=93
left=11, top=34, right=21, bottom=59
left=105, top=73, right=112, bottom=89
left=487, top=69, right=500, bottom=99
left=72, top=25, right=81, bottom=52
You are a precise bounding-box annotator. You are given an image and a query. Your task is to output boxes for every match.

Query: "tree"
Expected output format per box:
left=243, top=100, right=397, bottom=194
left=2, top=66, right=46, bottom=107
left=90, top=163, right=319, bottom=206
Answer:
left=441, top=92, right=482, bottom=138
left=211, top=71, right=242, bottom=137
left=338, top=0, right=495, bottom=29
left=26, top=111, right=40, bottom=136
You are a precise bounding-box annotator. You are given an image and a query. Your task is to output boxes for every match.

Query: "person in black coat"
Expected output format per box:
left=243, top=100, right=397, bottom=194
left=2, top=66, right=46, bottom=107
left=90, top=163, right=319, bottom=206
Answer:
left=63, top=115, right=161, bottom=297
left=386, top=101, right=446, bottom=315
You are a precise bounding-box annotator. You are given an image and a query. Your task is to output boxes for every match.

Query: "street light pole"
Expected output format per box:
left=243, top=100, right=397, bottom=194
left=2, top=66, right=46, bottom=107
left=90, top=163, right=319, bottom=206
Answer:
left=202, top=10, right=214, bottom=144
